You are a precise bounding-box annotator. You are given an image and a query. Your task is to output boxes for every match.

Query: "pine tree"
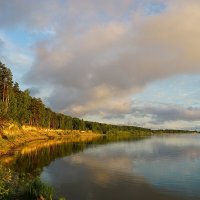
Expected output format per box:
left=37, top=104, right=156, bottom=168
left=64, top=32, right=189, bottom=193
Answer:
left=0, top=62, right=13, bottom=114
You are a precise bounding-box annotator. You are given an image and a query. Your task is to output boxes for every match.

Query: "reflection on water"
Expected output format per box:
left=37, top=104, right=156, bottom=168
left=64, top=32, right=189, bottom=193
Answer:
left=5, top=134, right=200, bottom=200
left=7, top=137, right=103, bottom=173
left=40, top=134, right=200, bottom=200
left=5, top=135, right=143, bottom=173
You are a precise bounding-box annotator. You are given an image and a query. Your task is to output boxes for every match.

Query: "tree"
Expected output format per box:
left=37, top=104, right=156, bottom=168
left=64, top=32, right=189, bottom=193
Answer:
left=0, top=62, right=13, bottom=113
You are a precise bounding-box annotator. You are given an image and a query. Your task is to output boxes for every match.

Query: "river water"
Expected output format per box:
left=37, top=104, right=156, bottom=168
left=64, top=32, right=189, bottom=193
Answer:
left=10, top=134, right=200, bottom=200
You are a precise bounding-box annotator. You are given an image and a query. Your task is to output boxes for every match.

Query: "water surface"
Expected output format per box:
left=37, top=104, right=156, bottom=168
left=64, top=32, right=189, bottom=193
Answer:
left=38, top=134, right=200, bottom=200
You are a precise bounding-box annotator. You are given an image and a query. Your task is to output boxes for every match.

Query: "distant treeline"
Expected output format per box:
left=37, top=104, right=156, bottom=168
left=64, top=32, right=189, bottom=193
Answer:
left=0, top=62, right=153, bottom=134
left=0, top=62, right=197, bottom=134
left=153, top=129, right=197, bottom=134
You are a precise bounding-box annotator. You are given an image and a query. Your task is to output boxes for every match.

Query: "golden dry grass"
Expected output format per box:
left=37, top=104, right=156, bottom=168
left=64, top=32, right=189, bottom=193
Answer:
left=0, top=122, right=101, bottom=156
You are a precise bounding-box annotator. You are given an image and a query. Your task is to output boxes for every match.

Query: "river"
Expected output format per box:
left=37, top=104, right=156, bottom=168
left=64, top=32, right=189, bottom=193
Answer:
left=7, top=134, right=200, bottom=200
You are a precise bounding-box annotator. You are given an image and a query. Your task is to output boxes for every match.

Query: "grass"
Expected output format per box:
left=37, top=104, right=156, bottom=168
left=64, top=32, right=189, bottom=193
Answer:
left=21, top=178, right=53, bottom=200
left=0, top=164, right=66, bottom=200
left=0, top=165, right=16, bottom=200
left=0, top=121, right=101, bottom=156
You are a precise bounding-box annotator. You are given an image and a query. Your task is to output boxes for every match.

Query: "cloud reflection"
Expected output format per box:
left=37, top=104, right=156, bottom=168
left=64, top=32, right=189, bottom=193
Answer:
left=41, top=135, right=200, bottom=199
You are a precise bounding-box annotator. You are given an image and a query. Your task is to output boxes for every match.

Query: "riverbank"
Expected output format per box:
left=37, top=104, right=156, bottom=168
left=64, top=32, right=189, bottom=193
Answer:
left=0, top=121, right=198, bottom=157
left=0, top=121, right=101, bottom=156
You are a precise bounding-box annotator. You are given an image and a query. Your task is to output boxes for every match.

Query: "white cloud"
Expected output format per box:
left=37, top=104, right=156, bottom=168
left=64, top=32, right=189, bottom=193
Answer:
left=1, top=0, right=200, bottom=127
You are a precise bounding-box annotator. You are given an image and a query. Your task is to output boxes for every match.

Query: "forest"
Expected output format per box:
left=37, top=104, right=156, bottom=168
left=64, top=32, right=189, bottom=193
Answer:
left=0, top=61, right=154, bottom=134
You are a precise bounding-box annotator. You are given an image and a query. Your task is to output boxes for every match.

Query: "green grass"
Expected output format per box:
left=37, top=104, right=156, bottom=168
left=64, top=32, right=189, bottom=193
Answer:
left=21, top=178, right=53, bottom=200
left=0, top=165, right=66, bottom=200
left=0, top=165, right=15, bottom=200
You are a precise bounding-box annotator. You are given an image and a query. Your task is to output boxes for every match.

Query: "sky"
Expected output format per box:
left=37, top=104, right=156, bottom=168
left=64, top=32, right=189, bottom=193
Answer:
left=1, top=0, right=200, bottom=130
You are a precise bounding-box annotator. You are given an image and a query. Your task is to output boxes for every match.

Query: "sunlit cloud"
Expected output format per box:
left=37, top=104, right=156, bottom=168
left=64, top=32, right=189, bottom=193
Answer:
left=0, top=0, right=200, bottom=128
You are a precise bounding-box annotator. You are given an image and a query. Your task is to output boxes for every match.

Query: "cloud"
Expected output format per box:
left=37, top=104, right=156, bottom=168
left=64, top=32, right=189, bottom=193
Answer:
left=0, top=0, right=147, bottom=30
left=130, top=104, right=200, bottom=124
left=1, top=0, right=200, bottom=125
left=0, top=0, right=64, bottom=29
left=0, top=38, right=4, bottom=48
left=25, top=1, right=200, bottom=117
left=102, top=103, right=200, bottom=129
left=29, top=87, right=40, bottom=97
